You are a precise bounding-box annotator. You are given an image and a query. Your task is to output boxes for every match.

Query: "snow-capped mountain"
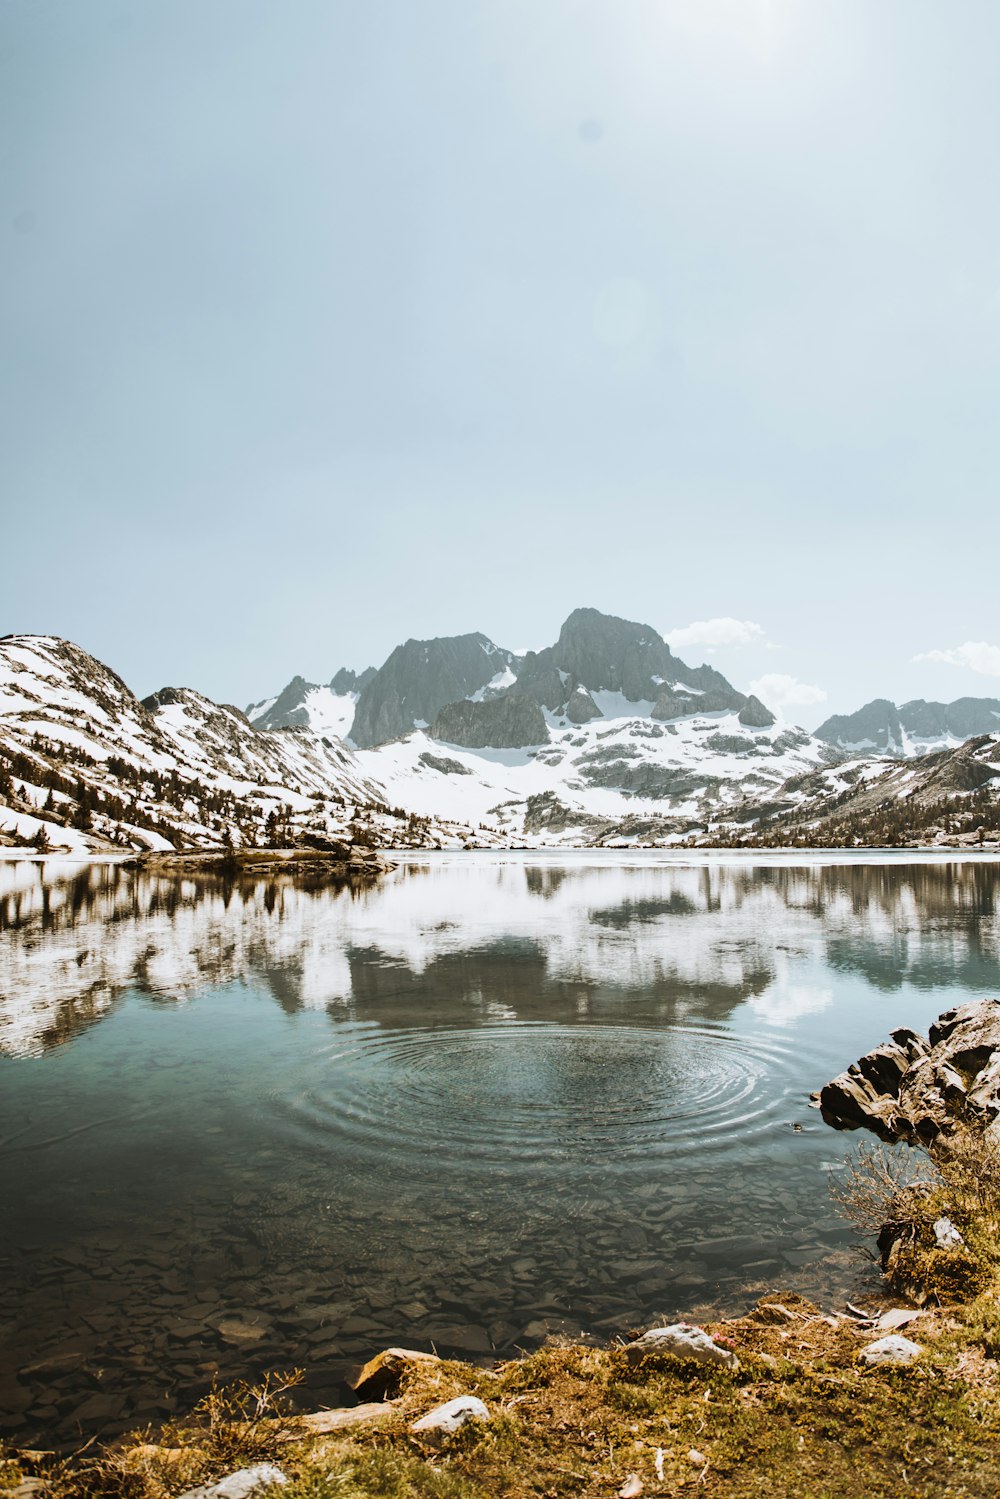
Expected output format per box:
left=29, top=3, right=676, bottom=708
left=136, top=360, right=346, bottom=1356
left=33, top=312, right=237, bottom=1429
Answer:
left=0, top=636, right=470, bottom=854
left=8, top=615, right=998, bottom=853
left=335, top=609, right=839, bottom=840
left=246, top=667, right=376, bottom=737
left=814, top=696, right=1000, bottom=756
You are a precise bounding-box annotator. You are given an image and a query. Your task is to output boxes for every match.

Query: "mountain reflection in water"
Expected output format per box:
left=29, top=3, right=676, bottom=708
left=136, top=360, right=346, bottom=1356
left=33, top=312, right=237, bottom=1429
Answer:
left=1, top=851, right=999, bottom=1449
left=2, top=854, right=999, bottom=1058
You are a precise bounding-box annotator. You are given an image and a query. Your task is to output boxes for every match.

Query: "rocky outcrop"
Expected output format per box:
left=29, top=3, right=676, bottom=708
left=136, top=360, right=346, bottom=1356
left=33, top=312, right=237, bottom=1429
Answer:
left=818, top=1000, right=1000, bottom=1146
left=418, top=750, right=472, bottom=775
left=522, top=791, right=607, bottom=836
left=350, top=633, right=513, bottom=747
left=738, top=695, right=776, bottom=729
left=431, top=695, right=548, bottom=749
left=330, top=666, right=376, bottom=696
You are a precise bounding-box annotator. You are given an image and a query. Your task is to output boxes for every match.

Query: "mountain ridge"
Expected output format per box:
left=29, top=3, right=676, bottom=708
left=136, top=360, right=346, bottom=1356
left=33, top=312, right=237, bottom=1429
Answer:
left=3, top=619, right=999, bottom=852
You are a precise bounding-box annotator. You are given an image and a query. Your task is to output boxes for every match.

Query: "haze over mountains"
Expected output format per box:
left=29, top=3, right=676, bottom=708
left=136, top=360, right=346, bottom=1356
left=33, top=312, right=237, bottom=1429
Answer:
left=814, top=697, right=1000, bottom=756
left=1, top=607, right=999, bottom=853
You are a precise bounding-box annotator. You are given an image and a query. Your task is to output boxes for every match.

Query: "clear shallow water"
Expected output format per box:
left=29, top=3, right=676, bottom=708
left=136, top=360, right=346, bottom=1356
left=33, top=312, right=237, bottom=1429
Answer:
left=1, top=852, right=999, bottom=1445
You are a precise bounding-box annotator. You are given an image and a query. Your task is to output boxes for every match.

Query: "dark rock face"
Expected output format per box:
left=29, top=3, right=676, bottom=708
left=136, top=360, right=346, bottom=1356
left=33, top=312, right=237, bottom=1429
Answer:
left=514, top=608, right=750, bottom=720
left=739, top=695, right=777, bottom=728
left=816, top=697, right=1000, bottom=753
left=430, top=696, right=548, bottom=750
left=247, top=675, right=315, bottom=730
left=566, top=687, right=601, bottom=724
left=350, top=634, right=513, bottom=747
left=246, top=668, right=375, bottom=730
left=331, top=666, right=376, bottom=696
left=818, top=1000, right=1000, bottom=1147
left=814, top=699, right=903, bottom=752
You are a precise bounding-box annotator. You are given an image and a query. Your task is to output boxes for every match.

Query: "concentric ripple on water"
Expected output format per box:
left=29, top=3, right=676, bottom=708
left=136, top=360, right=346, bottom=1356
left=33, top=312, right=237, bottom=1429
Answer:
left=273, top=1021, right=810, bottom=1174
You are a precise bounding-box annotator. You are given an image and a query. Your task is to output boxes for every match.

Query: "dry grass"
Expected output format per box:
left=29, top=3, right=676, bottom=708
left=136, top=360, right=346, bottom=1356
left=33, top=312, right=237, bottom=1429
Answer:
left=5, top=1296, right=1000, bottom=1499
left=831, top=1130, right=1000, bottom=1305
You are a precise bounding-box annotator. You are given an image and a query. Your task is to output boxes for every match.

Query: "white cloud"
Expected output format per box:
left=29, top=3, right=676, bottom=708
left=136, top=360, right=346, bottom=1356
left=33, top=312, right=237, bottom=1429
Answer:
left=748, top=672, right=827, bottom=709
left=748, top=985, right=833, bottom=1029
left=665, top=617, right=766, bottom=651
left=913, top=641, right=1000, bottom=678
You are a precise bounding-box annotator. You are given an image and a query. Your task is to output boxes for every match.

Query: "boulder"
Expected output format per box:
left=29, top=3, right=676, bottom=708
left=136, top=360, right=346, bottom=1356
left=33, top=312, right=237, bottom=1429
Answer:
left=350, top=1346, right=440, bottom=1401
left=624, top=1323, right=739, bottom=1371
left=859, top=1335, right=922, bottom=1366
left=176, top=1465, right=287, bottom=1499
left=817, top=1001, right=1000, bottom=1146
left=410, top=1394, right=490, bottom=1445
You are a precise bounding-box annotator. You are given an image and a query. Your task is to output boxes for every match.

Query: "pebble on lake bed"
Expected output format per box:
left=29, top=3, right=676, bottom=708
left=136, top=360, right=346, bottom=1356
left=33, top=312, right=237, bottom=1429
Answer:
left=410, top=1395, right=490, bottom=1444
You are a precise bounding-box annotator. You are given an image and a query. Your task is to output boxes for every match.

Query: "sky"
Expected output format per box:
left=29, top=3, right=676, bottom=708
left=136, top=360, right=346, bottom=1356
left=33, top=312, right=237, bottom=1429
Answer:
left=2, top=0, right=999, bottom=728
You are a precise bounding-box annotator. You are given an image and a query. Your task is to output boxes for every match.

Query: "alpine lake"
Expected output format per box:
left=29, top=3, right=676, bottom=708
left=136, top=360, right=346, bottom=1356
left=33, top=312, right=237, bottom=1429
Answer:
left=2, top=850, right=999, bottom=1449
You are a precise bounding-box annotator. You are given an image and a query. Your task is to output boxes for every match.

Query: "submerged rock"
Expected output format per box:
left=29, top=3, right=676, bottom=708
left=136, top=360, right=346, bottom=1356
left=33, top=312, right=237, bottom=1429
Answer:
left=624, top=1323, right=739, bottom=1371
left=817, top=1000, right=1000, bottom=1146
left=410, top=1394, right=490, bottom=1444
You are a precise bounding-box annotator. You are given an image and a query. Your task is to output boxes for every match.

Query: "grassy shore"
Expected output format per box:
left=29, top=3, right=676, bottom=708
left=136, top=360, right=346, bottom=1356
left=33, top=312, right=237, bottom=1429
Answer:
left=5, top=1130, right=1000, bottom=1498
left=3, top=1283, right=1000, bottom=1499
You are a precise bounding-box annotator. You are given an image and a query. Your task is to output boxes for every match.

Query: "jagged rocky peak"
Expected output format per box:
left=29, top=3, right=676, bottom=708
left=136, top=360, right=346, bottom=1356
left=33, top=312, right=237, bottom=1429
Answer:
left=814, top=699, right=904, bottom=753
left=431, top=694, right=549, bottom=750
left=330, top=666, right=376, bottom=696
left=247, top=666, right=376, bottom=734
left=350, top=632, right=514, bottom=748
left=512, top=607, right=751, bottom=721
left=815, top=696, right=1000, bottom=756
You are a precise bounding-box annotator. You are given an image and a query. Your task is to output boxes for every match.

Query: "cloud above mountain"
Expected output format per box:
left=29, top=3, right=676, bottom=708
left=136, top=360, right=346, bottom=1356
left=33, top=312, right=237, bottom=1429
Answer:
left=665, top=617, right=767, bottom=651
left=913, top=641, right=1000, bottom=678
left=748, top=673, right=827, bottom=710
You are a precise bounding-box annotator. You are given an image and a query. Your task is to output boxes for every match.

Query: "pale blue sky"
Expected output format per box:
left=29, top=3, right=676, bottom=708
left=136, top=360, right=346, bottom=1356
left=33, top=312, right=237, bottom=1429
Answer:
left=2, top=0, right=999, bottom=725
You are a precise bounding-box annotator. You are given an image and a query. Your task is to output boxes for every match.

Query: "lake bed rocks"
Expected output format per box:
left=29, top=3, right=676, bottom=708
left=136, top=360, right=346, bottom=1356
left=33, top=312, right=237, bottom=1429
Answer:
left=817, top=999, right=1000, bottom=1147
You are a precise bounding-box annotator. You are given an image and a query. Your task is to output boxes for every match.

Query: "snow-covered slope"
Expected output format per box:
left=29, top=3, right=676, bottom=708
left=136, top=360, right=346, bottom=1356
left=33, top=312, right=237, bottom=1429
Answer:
left=0, top=636, right=471, bottom=853
left=246, top=667, right=375, bottom=737
left=706, top=734, right=1000, bottom=847
left=238, top=607, right=847, bottom=843
left=355, top=703, right=836, bottom=843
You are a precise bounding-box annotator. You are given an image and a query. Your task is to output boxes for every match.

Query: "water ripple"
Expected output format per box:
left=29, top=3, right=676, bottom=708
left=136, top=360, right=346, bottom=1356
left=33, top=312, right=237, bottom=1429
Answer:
left=271, top=1021, right=819, bottom=1172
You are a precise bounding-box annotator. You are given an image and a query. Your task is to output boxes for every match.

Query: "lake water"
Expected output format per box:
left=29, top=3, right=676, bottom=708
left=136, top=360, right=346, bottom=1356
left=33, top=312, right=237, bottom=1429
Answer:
left=2, top=851, right=999, bottom=1446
